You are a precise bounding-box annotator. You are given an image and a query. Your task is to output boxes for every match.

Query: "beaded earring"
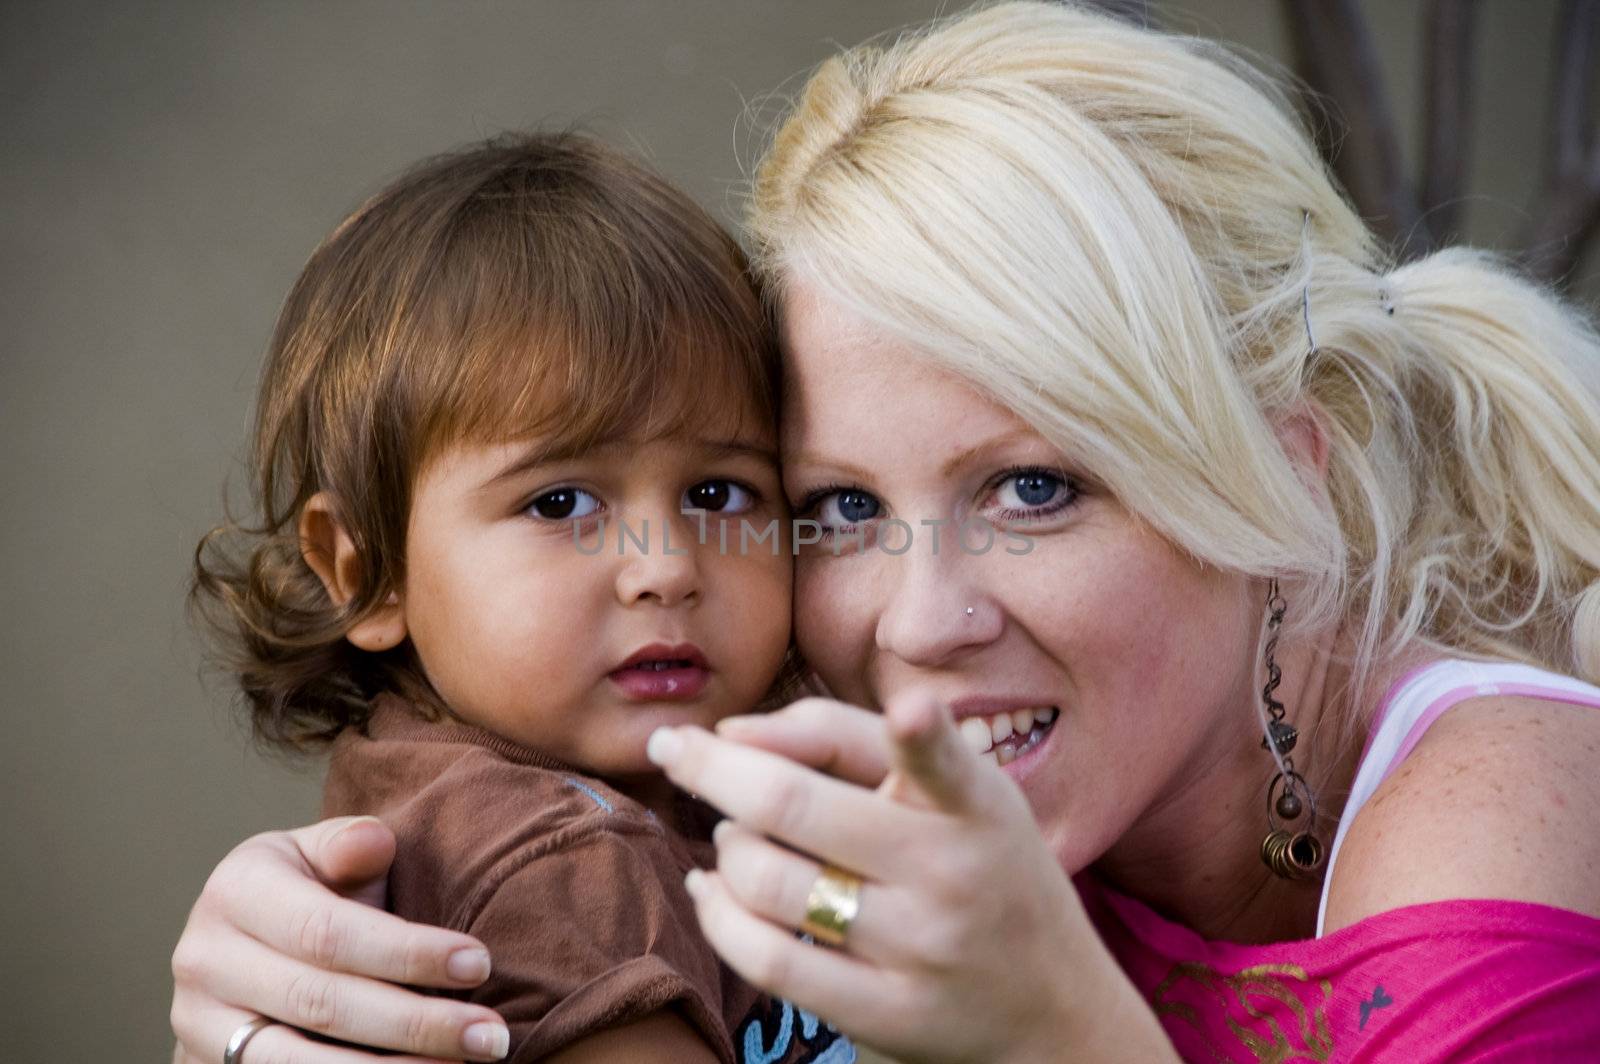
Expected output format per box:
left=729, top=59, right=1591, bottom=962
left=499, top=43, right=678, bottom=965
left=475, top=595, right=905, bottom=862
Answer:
left=1258, top=578, right=1326, bottom=880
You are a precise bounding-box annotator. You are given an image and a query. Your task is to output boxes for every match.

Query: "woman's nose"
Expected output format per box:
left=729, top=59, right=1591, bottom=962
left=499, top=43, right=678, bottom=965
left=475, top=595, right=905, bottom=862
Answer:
left=613, top=511, right=703, bottom=608
left=873, top=547, right=999, bottom=667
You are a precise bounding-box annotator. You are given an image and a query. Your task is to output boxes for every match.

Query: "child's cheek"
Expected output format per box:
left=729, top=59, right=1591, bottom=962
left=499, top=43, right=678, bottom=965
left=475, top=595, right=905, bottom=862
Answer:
left=714, top=547, right=793, bottom=688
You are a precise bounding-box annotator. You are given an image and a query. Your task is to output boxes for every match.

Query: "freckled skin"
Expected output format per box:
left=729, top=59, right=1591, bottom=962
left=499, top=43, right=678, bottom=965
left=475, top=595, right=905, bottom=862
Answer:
left=1324, top=694, right=1600, bottom=929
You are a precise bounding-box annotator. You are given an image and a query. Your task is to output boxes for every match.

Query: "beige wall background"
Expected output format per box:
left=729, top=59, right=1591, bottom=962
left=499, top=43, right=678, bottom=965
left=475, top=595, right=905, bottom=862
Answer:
left=1, top=2, right=1579, bottom=1059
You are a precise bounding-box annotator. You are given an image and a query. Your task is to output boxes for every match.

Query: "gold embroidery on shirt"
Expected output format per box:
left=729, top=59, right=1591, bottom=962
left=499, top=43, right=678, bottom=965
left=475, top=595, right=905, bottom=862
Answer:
left=1150, top=961, right=1334, bottom=1063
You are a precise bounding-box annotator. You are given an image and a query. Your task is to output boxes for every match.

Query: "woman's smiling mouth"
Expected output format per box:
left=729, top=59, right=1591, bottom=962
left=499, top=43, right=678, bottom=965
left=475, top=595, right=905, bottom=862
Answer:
left=957, top=705, right=1060, bottom=766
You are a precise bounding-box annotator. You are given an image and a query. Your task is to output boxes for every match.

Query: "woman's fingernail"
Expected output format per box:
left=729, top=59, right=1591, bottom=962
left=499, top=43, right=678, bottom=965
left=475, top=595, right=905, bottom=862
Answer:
left=646, top=727, right=683, bottom=766
left=685, top=868, right=706, bottom=897
left=714, top=716, right=752, bottom=734
left=447, top=947, right=491, bottom=983
left=462, top=1021, right=510, bottom=1060
left=329, top=815, right=383, bottom=846
left=712, top=819, right=732, bottom=846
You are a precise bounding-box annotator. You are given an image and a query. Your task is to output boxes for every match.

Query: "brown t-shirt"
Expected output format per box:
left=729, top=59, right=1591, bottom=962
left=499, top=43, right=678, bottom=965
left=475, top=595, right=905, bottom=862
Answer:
left=321, top=694, right=855, bottom=1064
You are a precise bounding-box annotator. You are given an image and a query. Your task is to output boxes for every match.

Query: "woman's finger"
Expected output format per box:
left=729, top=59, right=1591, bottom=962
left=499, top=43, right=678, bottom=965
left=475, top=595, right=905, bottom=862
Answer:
left=649, top=726, right=933, bottom=877
left=212, top=829, right=493, bottom=989
left=710, top=819, right=908, bottom=966
left=188, top=930, right=509, bottom=1060
left=683, top=869, right=910, bottom=1038
left=881, top=689, right=996, bottom=815
left=291, top=816, right=400, bottom=905
left=182, top=1003, right=459, bottom=1064
left=714, top=697, right=892, bottom=788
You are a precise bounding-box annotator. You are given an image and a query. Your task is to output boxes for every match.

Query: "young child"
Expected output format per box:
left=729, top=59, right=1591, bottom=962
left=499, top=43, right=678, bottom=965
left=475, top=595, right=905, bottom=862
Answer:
left=193, top=132, right=852, bottom=1064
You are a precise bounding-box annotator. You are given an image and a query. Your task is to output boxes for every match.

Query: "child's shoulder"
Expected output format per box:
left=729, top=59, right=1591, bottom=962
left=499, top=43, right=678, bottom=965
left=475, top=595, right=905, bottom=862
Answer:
left=320, top=700, right=743, bottom=1059
left=322, top=694, right=689, bottom=918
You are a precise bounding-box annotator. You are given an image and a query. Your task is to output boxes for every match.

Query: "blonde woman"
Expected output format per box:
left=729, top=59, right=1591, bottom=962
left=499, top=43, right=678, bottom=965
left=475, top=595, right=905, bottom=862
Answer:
left=171, top=3, right=1600, bottom=1061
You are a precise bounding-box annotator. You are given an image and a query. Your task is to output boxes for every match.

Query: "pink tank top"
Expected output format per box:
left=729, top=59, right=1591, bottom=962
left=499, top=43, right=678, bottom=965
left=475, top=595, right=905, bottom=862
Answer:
left=1077, top=658, right=1600, bottom=1062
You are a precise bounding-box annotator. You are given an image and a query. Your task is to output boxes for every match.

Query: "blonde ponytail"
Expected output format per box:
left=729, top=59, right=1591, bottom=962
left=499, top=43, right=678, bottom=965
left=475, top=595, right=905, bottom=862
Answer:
left=1376, top=249, right=1600, bottom=683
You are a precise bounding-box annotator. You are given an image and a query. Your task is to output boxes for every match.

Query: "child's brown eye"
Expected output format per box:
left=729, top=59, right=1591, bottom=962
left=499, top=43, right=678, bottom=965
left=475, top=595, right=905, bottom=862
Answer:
left=683, top=479, right=754, bottom=514
left=527, top=487, right=601, bottom=520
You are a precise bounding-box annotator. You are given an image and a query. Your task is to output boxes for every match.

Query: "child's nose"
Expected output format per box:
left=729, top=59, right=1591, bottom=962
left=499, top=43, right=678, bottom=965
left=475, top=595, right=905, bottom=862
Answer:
left=612, top=512, right=703, bottom=608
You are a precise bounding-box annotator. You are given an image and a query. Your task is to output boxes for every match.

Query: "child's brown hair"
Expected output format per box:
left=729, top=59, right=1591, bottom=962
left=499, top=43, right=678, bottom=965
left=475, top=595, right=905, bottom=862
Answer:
left=193, top=131, right=779, bottom=751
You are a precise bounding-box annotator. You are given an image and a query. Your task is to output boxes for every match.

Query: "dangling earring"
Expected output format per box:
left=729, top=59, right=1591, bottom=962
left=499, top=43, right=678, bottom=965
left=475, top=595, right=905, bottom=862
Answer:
left=1258, top=578, right=1326, bottom=880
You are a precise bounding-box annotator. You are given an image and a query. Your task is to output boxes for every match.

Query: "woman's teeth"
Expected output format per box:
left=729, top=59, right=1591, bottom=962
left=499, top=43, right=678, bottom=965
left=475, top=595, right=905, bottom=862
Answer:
left=958, top=707, right=1059, bottom=766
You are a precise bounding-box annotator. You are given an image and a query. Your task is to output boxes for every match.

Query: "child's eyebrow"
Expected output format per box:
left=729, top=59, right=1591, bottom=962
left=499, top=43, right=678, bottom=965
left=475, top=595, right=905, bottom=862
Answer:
left=481, top=436, right=776, bottom=490
left=695, top=439, right=779, bottom=463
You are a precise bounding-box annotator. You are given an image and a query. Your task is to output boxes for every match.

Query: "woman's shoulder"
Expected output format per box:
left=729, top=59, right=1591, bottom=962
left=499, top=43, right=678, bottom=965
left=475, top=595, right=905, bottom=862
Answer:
left=1321, top=661, right=1600, bottom=934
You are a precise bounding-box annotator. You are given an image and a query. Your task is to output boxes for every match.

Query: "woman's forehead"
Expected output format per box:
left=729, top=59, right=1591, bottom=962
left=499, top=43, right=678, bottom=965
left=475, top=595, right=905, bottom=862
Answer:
left=781, top=362, right=1050, bottom=482
left=780, top=286, right=955, bottom=399
left=772, top=275, right=1101, bottom=486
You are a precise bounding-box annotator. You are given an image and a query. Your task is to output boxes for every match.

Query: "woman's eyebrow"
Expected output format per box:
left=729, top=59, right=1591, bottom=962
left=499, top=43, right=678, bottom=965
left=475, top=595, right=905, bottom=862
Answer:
left=781, top=452, right=876, bottom=482
left=936, top=430, right=1036, bottom=476
left=786, top=431, right=1038, bottom=481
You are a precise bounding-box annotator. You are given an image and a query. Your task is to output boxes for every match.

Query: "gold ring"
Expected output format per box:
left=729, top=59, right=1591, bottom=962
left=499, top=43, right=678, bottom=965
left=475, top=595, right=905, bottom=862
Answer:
left=801, top=864, right=863, bottom=947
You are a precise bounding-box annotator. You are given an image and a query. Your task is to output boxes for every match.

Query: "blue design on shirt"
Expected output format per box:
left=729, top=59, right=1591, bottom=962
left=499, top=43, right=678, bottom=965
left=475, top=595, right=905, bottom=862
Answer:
left=1358, top=984, right=1394, bottom=1029
left=738, top=997, right=854, bottom=1063
left=562, top=777, right=614, bottom=812
left=811, top=1041, right=857, bottom=1064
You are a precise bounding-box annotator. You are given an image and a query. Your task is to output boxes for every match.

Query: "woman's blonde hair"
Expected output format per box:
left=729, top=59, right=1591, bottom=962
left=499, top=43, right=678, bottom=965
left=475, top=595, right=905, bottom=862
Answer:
left=748, top=0, right=1600, bottom=750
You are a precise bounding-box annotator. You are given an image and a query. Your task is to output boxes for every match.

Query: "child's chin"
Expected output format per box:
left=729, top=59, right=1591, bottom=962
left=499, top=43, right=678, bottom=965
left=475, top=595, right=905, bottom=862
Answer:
left=595, top=705, right=730, bottom=767
left=629, top=697, right=735, bottom=729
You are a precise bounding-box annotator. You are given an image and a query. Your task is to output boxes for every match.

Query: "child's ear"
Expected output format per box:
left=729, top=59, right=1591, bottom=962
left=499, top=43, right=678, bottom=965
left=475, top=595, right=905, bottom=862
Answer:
left=298, top=492, right=407, bottom=652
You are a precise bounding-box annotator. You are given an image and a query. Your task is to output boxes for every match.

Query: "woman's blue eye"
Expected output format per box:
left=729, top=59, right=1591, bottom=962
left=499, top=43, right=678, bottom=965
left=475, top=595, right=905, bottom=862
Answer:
left=989, top=469, right=1076, bottom=517
left=528, top=487, right=601, bottom=521
left=1007, top=471, right=1062, bottom=507
left=813, top=489, right=881, bottom=527
left=683, top=479, right=754, bottom=514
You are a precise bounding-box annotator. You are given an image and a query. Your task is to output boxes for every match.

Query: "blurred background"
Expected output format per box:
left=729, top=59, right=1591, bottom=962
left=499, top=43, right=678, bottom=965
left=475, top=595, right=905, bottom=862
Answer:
left=3, top=1, right=1594, bottom=1059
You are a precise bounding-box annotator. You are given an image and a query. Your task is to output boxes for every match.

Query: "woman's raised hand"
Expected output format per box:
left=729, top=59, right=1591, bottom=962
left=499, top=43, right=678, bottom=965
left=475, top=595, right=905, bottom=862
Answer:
left=648, top=690, right=1170, bottom=1063
left=170, top=816, right=511, bottom=1063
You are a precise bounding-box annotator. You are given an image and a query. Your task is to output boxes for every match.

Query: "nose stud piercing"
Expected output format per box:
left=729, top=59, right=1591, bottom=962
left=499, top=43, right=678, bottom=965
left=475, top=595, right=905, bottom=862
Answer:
left=964, top=607, right=975, bottom=616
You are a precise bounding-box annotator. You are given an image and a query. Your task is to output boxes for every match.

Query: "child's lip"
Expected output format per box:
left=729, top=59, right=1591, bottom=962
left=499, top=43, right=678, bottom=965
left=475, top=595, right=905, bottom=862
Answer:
left=611, top=641, right=710, bottom=672
left=608, top=663, right=710, bottom=702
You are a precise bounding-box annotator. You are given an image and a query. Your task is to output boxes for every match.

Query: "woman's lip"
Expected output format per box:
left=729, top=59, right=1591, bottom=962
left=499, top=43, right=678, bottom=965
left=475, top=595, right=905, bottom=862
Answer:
left=608, top=665, right=710, bottom=701
left=947, top=694, right=1060, bottom=720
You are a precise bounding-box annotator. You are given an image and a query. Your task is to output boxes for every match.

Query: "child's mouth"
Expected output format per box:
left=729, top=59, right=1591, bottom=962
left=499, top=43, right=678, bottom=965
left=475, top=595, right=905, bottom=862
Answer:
left=609, top=661, right=710, bottom=700
left=609, top=644, right=711, bottom=701
left=629, top=659, right=697, bottom=671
